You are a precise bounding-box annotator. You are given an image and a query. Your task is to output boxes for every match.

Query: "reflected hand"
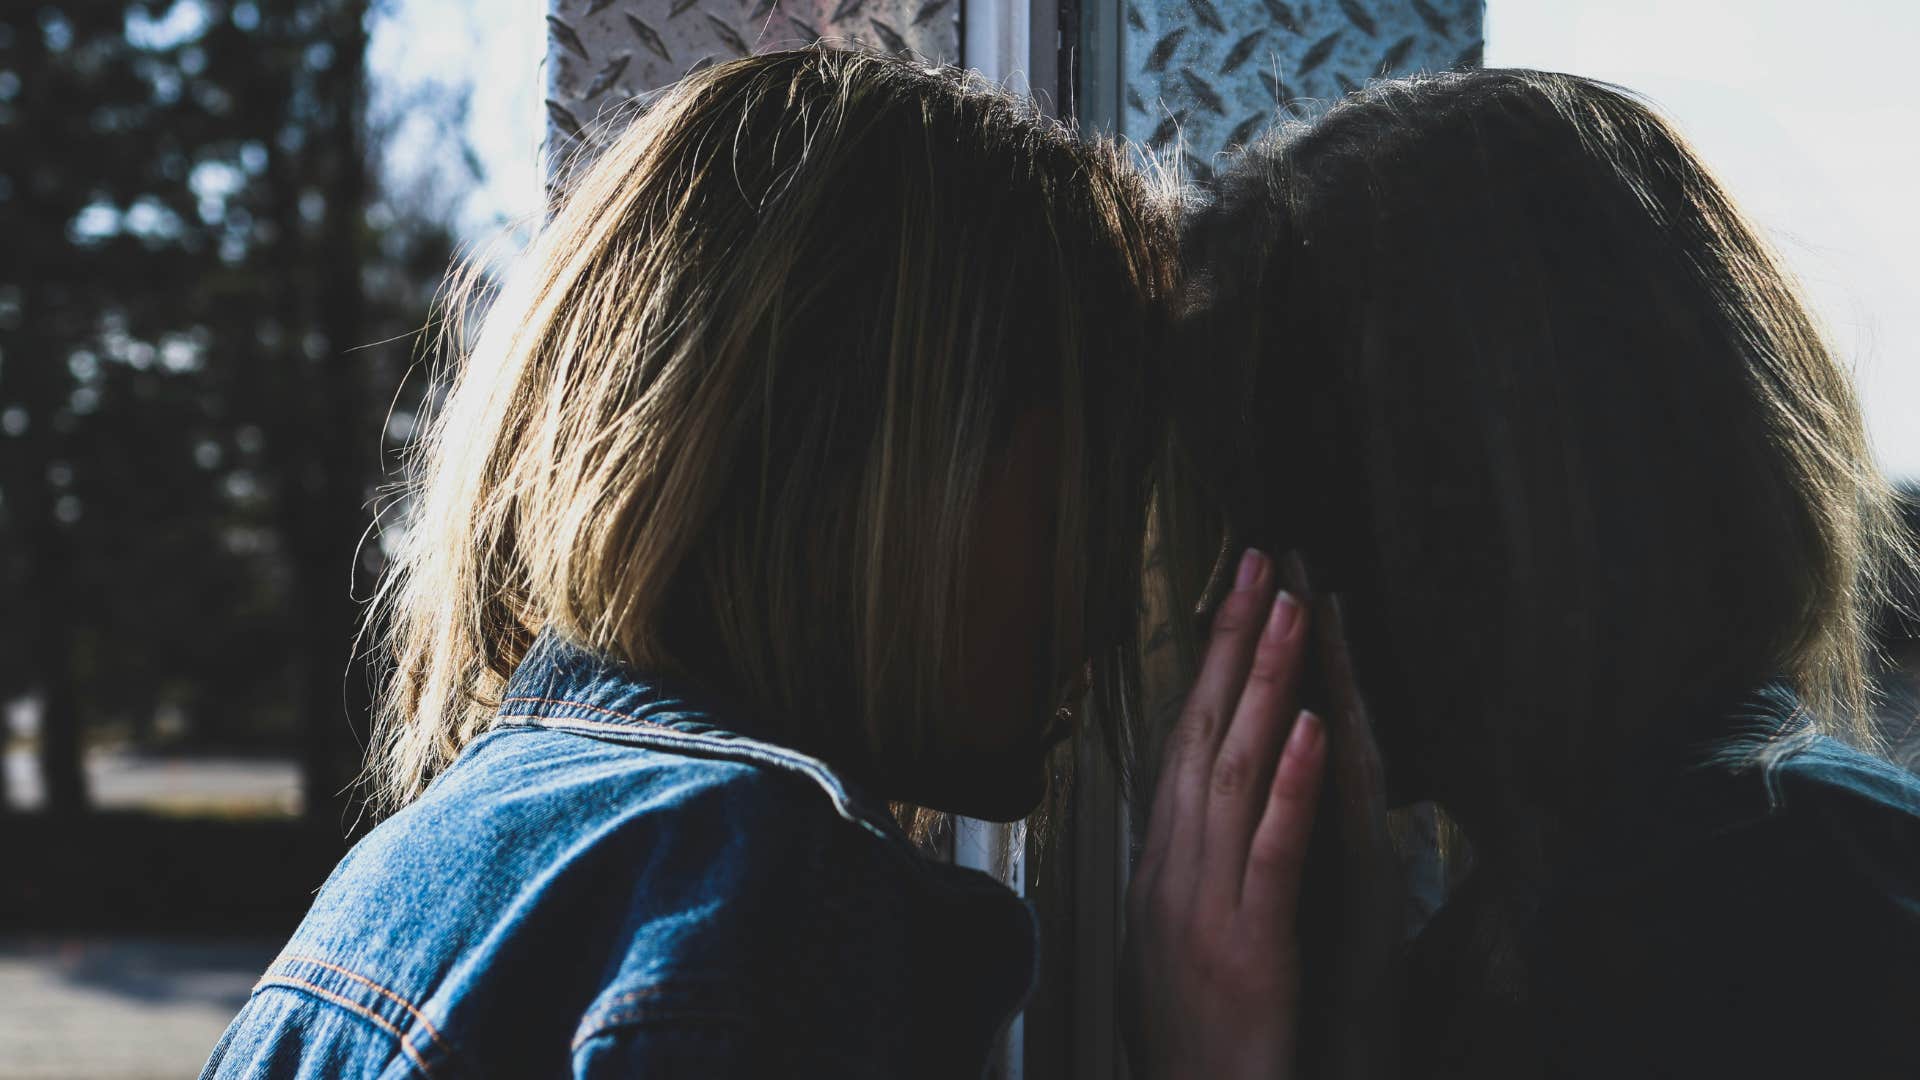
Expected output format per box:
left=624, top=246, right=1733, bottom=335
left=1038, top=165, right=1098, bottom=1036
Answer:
left=1122, top=548, right=1326, bottom=1080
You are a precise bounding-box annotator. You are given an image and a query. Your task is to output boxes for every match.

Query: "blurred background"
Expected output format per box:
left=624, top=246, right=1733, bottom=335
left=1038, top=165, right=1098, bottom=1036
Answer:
left=0, top=1, right=1913, bottom=1076
left=0, top=1, right=540, bottom=1075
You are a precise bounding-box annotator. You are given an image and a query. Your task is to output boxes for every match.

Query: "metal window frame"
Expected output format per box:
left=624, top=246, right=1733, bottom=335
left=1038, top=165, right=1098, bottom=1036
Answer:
left=962, top=0, right=1063, bottom=113
left=952, top=2, right=1134, bottom=1074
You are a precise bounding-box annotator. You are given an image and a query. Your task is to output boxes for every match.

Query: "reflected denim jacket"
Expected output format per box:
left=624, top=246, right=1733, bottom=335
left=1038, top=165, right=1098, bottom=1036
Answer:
left=201, top=632, right=1037, bottom=1078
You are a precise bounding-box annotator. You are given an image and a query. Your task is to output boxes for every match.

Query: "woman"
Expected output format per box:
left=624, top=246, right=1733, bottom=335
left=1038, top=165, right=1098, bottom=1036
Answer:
left=199, top=45, right=1213, bottom=1077
left=1142, top=69, right=1920, bottom=1077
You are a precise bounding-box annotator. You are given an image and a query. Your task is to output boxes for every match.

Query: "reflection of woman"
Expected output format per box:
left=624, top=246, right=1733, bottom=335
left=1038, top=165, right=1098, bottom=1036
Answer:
left=202, top=46, right=1180, bottom=1077
left=1134, top=69, right=1920, bottom=1077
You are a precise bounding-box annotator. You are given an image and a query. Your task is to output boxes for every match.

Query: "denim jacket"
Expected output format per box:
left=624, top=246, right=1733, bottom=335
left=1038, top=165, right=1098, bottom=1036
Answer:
left=201, top=632, right=1038, bottom=1078
left=1402, top=687, right=1920, bottom=1078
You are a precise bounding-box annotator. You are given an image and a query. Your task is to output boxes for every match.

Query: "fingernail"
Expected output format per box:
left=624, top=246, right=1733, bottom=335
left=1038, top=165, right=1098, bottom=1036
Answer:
left=1291, top=710, right=1322, bottom=753
left=1281, top=550, right=1311, bottom=595
left=1264, top=591, right=1299, bottom=642
left=1235, top=548, right=1266, bottom=591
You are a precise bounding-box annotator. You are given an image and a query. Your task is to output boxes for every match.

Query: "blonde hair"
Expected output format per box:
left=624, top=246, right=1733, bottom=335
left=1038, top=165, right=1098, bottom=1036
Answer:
left=369, top=46, right=1176, bottom=811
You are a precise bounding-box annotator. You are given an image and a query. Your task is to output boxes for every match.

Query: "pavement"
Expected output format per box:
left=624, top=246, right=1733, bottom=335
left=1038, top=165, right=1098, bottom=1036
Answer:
left=4, top=749, right=299, bottom=817
left=0, top=937, right=280, bottom=1080
left=1, top=752, right=296, bottom=1075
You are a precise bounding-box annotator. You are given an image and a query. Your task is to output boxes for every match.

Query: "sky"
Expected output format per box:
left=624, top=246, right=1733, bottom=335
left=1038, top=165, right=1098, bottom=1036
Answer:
left=367, top=0, right=545, bottom=253
left=385, top=0, right=1919, bottom=479
left=1487, top=1, right=1920, bottom=480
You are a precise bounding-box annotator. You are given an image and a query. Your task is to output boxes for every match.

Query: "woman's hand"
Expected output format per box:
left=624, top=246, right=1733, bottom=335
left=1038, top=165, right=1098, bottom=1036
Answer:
left=1122, top=548, right=1327, bottom=1080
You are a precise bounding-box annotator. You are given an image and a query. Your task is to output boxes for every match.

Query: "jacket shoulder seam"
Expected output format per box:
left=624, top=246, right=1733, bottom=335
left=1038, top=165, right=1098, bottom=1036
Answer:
left=257, top=954, right=456, bottom=1075
left=253, top=974, right=438, bottom=1078
left=276, top=953, right=450, bottom=1052
left=493, top=711, right=898, bottom=844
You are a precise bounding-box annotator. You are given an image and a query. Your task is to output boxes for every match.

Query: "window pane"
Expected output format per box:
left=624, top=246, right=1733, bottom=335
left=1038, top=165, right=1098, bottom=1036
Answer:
left=1488, top=1, right=1920, bottom=483
left=545, top=0, right=961, bottom=149
left=1094, top=0, right=1484, bottom=176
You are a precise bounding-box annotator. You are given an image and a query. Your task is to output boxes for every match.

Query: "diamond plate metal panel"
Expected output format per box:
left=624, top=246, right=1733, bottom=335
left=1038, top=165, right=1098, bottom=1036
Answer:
left=545, top=0, right=960, bottom=155
left=1117, top=0, right=1483, bottom=178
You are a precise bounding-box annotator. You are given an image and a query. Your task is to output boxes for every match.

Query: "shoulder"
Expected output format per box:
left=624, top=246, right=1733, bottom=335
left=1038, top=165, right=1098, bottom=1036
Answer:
left=1576, top=735, right=1920, bottom=943
left=301, top=726, right=862, bottom=955
left=1670, top=736, right=1920, bottom=925
left=1721, top=738, right=1920, bottom=937
left=368, top=723, right=866, bottom=881
left=1537, top=738, right=1920, bottom=1075
left=222, top=726, right=922, bottom=1077
left=1766, top=734, right=1920, bottom=821
left=200, top=978, right=434, bottom=1080
left=308, top=723, right=896, bottom=955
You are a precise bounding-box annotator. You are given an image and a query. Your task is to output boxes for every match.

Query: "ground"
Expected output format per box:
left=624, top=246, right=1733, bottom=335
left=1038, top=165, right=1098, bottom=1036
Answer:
left=0, top=937, right=279, bottom=1080
left=2, top=751, right=304, bottom=1077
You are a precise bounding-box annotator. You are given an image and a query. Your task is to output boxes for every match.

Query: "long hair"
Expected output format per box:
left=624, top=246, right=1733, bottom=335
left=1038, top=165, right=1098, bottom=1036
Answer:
left=1169, top=68, right=1914, bottom=830
left=369, top=46, right=1177, bottom=813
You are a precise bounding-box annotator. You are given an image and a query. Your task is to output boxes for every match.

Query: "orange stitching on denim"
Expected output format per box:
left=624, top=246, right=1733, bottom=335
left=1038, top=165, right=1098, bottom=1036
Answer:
left=570, top=993, right=742, bottom=1052
left=570, top=986, right=693, bottom=1049
left=499, top=695, right=678, bottom=730
left=276, top=954, right=448, bottom=1054
left=256, top=975, right=435, bottom=1078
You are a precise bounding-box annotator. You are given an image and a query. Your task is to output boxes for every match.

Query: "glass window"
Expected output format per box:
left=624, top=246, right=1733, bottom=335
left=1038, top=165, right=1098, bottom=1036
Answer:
left=1082, top=0, right=1485, bottom=175
left=544, top=0, right=961, bottom=147
left=1488, top=1, right=1920, bottom=483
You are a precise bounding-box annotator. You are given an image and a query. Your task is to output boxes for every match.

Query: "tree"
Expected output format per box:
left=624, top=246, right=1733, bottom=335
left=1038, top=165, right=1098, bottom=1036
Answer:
left=0, top=0, right=463, bottom=824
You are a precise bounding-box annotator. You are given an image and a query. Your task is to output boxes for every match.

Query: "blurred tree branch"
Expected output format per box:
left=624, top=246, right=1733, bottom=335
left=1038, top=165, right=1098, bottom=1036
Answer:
left=0, top=0, right=469, bottom=827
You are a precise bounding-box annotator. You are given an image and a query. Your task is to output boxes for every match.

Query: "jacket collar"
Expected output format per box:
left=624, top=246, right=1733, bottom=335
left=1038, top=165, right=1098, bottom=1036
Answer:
left=497, top=628, right=910, bottom=846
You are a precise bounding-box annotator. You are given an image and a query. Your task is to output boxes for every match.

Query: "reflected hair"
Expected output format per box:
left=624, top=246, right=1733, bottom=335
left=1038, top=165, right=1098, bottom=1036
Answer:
left=369, top=46, right=1176, bottom=812
left=1169, top=68, right=1915, bottom=822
